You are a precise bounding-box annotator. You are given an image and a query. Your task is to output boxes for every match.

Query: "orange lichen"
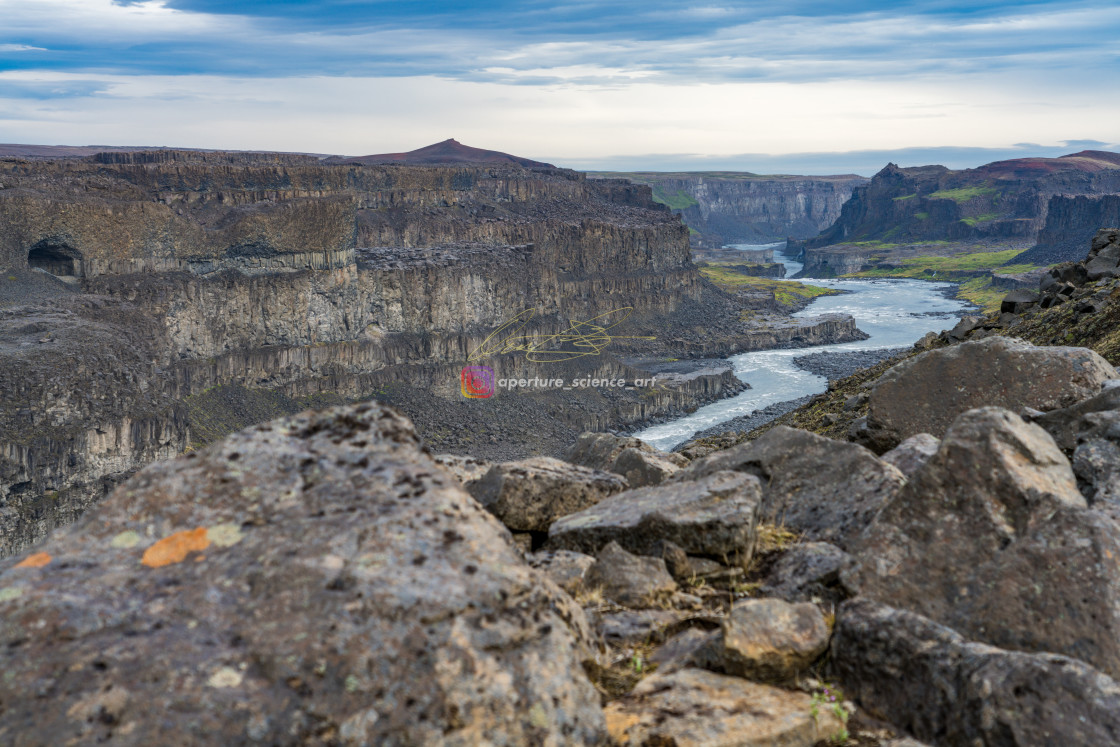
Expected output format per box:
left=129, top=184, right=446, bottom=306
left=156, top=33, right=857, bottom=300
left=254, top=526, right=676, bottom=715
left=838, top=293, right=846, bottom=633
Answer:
left=14, top=552, right=52, bottom=569
left=141, top=528, right=210, bottom=568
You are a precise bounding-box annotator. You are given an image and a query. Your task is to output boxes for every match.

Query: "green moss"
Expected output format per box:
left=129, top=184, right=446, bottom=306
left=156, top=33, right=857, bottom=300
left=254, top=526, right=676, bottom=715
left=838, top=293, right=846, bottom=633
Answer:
left=650, top=186, right=699, bottom=210
left=688, top=226, right=699, bottom=236
left=914, top=212, right=929, bottom=220
left=956, top=277, right=1006, bottom=314
left=928, top=186, right=998, bottom=203
left=960, top=213, right=1000, bottom=227
left=700, top=267, right=841, bottom=308
left=892, top=193, right=917, bottom=201
left=848, top=248, right=1032, bottom=276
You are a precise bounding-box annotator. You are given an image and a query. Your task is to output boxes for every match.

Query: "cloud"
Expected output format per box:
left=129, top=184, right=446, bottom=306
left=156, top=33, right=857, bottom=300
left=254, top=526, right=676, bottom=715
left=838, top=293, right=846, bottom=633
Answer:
left=0, top=44, right=47, bottom=52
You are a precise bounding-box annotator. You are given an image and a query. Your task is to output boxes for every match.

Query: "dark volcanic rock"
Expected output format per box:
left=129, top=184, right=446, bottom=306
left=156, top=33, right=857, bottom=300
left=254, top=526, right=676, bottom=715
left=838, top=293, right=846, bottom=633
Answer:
left=696, top=598, right=830, bottom=683
left=879, top=433, right=940, bottom=478
left=676, top=426, right=904, bottom=550
left=847, top=407, right=1120, bottom=678
left=604, top=668, right=843, bottom=747
left=547, top=470, right=761, bottom=561
left=833, top=599, right=1120, bottom=747
left=584, top=541, right=676, bottom=607
left=863, top=336, right=1117, bottom=451
left=562, top=431, right=689, bottom=487
left=1031, top=382, right=1120, bottom=451
left=0, top=403, right=607, bottom=745
left=466, top=456, right=628, bottom=532
left=760, top=541, right=856, bottom=606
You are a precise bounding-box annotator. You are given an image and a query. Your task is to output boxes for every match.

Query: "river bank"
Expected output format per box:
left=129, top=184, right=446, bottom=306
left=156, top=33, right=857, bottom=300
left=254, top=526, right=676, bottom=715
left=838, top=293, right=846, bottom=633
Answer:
left=632, top=243, right=971, bottom=450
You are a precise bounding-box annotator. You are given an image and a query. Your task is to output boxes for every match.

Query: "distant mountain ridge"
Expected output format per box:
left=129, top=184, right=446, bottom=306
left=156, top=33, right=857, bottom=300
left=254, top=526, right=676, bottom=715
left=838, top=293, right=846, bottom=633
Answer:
left=324, top=139, right=554, bottom=168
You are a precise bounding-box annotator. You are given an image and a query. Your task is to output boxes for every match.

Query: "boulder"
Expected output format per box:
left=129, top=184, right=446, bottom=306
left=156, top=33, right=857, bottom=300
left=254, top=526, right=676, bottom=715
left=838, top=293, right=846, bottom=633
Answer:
left=431, top=452, right=493, bottom=484
left=526, top=549, right=596, bottom=593
left=592, top=609, right=696, bottom=646
left=548, top=471, right=761, bottom=562
left=696, top=598, right=830, bottom=683
left=612, top=446, right=688, bottom=487
left=832, top=599, right=1120, bottom=747
left=0, top=403, right=607, bottom=746
left=675, top=426, right=904, bottom=550
left=1087, top=255, right=1120, bottom=281
left=584, top=541, right=676, bottom=608
left=879, top=433, right=939, bottom=478
left=760, top=541, right=856, bottom=606
left=847, top=407, right=1120, bottom=678
left=864, top=336, right=1117, bottom=450
left=1073, top=436, right=1120, bottom=506
left=604, top=668, right=844, bottom=747
left=1031, top=381, right=1120, bottom=451
left=467, top=456, right=627, bottom=532
left=1000, top=288, right=1039, bottom=313
left=562, top=431, right=688, bottom=487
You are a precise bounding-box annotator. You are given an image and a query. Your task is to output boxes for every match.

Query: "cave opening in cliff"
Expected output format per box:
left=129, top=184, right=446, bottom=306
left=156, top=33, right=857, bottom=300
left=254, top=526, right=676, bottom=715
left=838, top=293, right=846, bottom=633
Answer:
left=27, top=241, right=83, bottom=279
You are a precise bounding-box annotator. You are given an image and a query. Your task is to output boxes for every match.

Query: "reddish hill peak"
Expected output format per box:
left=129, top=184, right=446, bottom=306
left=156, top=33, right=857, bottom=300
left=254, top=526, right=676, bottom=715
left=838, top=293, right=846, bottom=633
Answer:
left=326, top=139, right=554, bottom=168
left=972, top=150, right=1120, bottom=178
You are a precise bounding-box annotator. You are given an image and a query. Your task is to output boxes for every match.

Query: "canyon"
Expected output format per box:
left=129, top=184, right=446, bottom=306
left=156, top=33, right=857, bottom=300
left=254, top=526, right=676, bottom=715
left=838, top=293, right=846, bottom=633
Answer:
left=590, top=171, right=868, bottom=246
left=0, top=147, right=864, bottom=558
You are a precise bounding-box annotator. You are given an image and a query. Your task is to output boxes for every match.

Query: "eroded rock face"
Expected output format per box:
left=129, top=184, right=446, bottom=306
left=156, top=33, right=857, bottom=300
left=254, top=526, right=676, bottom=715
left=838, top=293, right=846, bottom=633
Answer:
left=466, top=456, right=628, bottom=532
left=864, top=336, right=1117, bottom=451
left=833, top=599, right=1120, bottom=747
left=547, top=470, right=761, bottom=561
left=847, top=407, right=1120, bottom=678
left=0, top=403, right=607, bottom=746
left=1031, top=383, right=1120, bottom=451
left=604, top=668, right=843, bottom=747
left=676, top=426, right=904, bottom=550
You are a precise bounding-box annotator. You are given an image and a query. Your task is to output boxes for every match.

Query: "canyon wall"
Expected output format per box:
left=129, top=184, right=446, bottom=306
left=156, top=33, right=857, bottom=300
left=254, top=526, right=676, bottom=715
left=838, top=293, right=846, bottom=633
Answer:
left=591, top=173, right=867, bottom=245
left=797, top=152, right=1120, bottom=266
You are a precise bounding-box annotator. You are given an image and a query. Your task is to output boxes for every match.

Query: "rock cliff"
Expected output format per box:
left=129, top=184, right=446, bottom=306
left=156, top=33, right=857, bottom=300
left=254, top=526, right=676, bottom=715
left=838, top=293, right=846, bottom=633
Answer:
left=795, top=151, right=1120, bottom=276
left=591, top=172, right=867, bottom=245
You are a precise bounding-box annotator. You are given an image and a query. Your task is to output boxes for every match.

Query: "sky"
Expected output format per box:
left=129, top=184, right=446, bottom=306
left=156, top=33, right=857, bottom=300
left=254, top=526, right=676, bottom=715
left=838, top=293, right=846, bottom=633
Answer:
left=1, top=0, right=1118, bottom=175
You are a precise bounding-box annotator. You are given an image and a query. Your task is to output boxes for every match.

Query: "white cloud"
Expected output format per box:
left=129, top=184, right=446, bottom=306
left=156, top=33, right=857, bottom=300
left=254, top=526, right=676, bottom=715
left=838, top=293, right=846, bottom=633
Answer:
left=0, top=70, right=1116, bottom=165
left=0, top=43, right=47, bottom=52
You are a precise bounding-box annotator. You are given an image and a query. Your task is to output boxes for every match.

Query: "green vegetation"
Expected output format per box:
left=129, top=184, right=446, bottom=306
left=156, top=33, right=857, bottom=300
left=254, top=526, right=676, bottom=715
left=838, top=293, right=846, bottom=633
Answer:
left=892, top=193, right=917, bottom=201
left=810, top=683, right=852, bottom=745
left=914, top=211, right=929, bottom=220
left=960, top=213, right=1000, bottom=226
left=928, top=186, right=997, bottom=203
left=700, top=266, right=841, bottom=308
left=650, top=186, right=699, bottom=210
left=849, top=248, right=1031, bottom=276
left=687, top=226, right=699, bottom=236
left=844, top=248, right=1045, bottom=314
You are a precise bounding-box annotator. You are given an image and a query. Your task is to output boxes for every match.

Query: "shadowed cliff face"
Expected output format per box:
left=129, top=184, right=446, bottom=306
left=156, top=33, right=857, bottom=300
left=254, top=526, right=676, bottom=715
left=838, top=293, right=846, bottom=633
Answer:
left=802, top=152, right=1120, bottom=252
left=590, top=173, right=868, bottom=245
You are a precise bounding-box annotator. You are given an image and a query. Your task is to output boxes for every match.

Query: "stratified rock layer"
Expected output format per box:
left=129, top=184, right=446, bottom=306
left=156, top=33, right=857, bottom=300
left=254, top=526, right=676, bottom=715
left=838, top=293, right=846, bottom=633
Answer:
left=0, top=403, right=607, bottom=745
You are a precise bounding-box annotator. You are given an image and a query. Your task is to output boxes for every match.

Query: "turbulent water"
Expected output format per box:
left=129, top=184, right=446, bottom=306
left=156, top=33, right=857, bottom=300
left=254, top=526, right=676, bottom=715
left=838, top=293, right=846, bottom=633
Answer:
left=634, top=243, right=971, bottom=450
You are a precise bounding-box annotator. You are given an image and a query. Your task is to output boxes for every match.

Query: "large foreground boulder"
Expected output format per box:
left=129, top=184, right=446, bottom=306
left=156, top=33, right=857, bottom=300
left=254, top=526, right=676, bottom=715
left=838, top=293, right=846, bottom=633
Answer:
left=547, top=470, right=761, bottom=562
left=863, top=336, right=1117, bottom=451
left=848, top=407, right=1120, bottom=678
left=675, top=426, right=904, bottom=550
left=833, top=599, right=1120, bottom=747
left=0, top=403, right=607, bottom=745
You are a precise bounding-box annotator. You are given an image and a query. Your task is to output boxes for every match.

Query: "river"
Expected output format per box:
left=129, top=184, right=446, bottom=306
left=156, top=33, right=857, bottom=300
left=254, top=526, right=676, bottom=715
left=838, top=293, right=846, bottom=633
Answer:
left=633, top=242, right=971, bottom=451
